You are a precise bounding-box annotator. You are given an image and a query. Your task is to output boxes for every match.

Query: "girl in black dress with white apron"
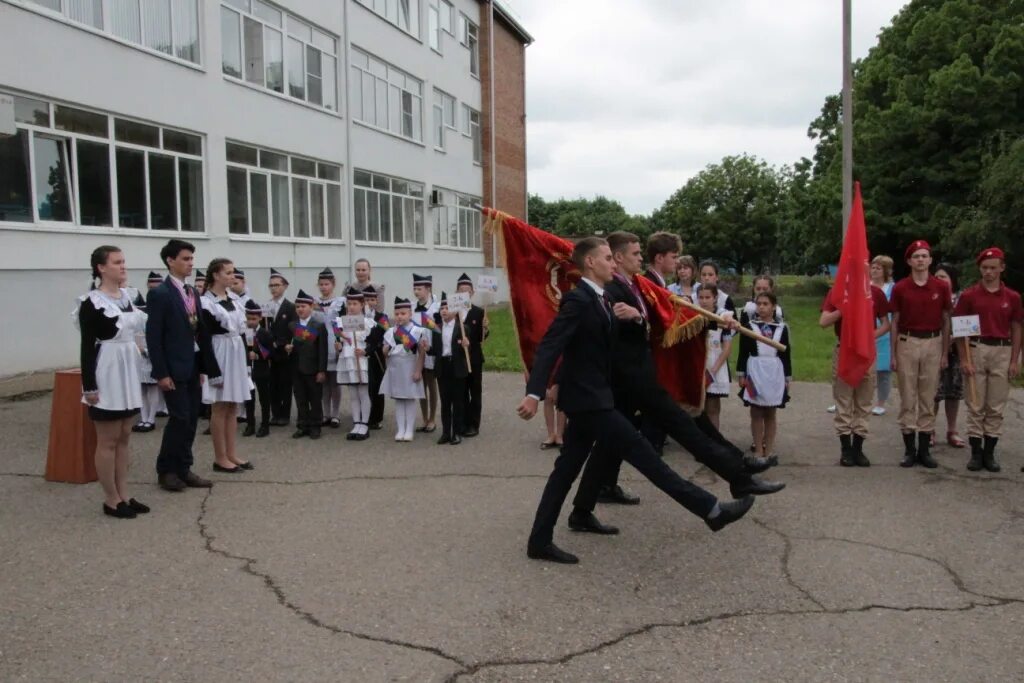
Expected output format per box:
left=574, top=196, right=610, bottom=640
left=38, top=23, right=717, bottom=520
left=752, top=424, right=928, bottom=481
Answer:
left=737, top=291, right=792, bottom=463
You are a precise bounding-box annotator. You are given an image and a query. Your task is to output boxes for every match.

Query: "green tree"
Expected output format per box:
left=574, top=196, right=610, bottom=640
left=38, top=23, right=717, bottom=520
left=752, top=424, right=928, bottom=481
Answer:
left=527, top=194, right=650, bottom=239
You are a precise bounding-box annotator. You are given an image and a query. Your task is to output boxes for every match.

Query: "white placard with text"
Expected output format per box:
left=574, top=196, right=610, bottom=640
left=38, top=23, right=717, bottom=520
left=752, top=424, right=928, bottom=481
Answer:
left=476, top=275, right=499, bottom=293
left=341, top=315, right=366, bottom=331
left=449, top=292, right=472, bottom=313
left=951, top=315, right=981, bottom=339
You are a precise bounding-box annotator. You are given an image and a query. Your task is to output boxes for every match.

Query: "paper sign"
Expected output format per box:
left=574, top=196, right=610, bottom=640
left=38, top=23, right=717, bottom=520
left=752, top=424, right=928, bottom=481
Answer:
left=477, top=275, right=499, bottom=292
left=261, top=303, right=275, bottom=318
left=951, top=315, right=981, bottom=339
left=340, top=315, right=365, bottom=331
left=449, top=292, right=472, bottom=313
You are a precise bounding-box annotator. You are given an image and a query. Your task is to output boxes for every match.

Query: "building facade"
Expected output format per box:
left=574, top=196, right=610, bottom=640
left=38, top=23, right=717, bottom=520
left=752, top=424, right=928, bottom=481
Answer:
left=0, top=0, right=530, bottom=380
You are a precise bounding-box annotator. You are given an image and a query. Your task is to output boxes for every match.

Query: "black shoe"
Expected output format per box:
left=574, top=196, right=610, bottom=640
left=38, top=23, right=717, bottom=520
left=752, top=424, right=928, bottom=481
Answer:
left=156, top=410, right=169, bottom=418
left=103, top=501, right=136, bottom=519
left=329, top=418, right=341, bottom=429
left=705, top=496, right=755, bottom=532
left=237, top=415, right=247, bottom=424
left=982, top=436, right=1001, bottom=473
left=271, top=417, right=289, bottom=427
left=967, top=437, right=983, bottom=471
left=356, top=433, right=370, bottom=441
left=238, top=461, right=254, bottom=470
left=242, top=425, right=256, bottom=437
left=597, top=485, right=640, bottom=505
left=132, top=423, right=147, bottom=433
left=256, top=425, right=270, bottom=438
left=839, top=435, right=855, bottom=467
left=450, top=434, right=462, bottom=445
left=463, top=428, right=479, bottom=437
left=158, top=472, right=186, bottom=492
left=729, top=476, right=786, bottom=498
left=127, top=498, right=150, bottom=514
left=369, top=422, right=383, bottom=430
left=182, top=471, right=213, bottom=488
left=568, top=511, right=619, bottom=535
left=437, top=434, right=451, bottom=445
left=309, top=430, right=322, bottom=440
left=526, top=542, right=579, bottom=564
left=213, top=463, right=242, bottom=473
left=900, top=432, right=916, bottom=467
left=917, top=432, right=937, bottom=468
left=292, top=429, right=308, bottom=439
left=347, top=432, right=359, bottom=441
left=852, top=435, right=870, bottom=467
left=741, top=453, right=772, bottom=474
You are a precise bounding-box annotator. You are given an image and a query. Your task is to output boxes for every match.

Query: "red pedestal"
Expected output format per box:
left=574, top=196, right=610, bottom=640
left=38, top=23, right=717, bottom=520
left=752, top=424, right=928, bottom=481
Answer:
left=45, top=369, right=97, bottom=484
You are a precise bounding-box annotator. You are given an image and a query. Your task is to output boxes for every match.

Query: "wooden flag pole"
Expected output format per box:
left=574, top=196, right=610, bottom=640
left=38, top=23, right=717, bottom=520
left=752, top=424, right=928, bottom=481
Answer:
left=458, top=313, right=472, bottom=372
left=669, top=294, right=787, bottom=352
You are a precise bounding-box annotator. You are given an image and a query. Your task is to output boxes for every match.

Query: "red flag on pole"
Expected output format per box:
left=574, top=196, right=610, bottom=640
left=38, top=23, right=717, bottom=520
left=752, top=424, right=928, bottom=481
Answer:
left=833, top=182, right=875, bottom=386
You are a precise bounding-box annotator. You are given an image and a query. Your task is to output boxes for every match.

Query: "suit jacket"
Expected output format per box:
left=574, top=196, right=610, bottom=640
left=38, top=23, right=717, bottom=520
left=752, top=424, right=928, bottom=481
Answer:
left=605, top=275, right=652, bottom=371
left=526, top=283, right=616, bottom=414
left=246, top=327, right=275, bottom=381
left=287, top=319, right=328, bottom=375
left=461, top=305, right=487, bottom=367
left=430, top=313, right=470, bottom=379
left=269, top=298, right=298, bottom=360
left=145, top=277, right=220, bottom=382
left=365, top=311, right=388, bottom=374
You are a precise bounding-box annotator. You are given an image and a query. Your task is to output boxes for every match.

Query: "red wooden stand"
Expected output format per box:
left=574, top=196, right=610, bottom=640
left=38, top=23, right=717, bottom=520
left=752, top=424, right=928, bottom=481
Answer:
left=45, top=369, right=97, bottom=484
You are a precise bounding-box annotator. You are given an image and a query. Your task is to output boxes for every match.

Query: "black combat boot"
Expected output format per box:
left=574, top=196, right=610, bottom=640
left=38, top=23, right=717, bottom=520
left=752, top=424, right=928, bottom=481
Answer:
left=839, top=434, right=854, bottom=467
left=900, top=432, right=916, bottom=468
left=967, top=437, right=983, bottom=471
left=852, top=434, right=870, bottom=467
left=917, top=431, right=938, bottom=469
left=982, top=436, right=1001, bottom=473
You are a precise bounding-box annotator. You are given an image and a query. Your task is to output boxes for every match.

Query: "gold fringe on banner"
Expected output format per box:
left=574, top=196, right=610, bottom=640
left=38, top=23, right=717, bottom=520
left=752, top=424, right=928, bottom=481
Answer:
left=661, top=312, right=706, bottom=348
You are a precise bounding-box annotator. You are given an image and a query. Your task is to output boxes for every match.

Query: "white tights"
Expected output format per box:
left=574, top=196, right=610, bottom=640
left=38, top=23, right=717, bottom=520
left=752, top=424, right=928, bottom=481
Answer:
left=322, top=378, right=342, bottom=421
left=349, top=384, right=371, bottom=435
left=393, top=399, right=417, bottom=440
left=140, top=384, right=162, bottom=424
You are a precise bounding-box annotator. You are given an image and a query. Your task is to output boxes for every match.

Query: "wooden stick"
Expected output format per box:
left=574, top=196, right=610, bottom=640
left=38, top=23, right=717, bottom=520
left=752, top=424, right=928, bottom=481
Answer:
left=669, top=294, right=787, bottom=352
left=458, top=313, right=472, bottom=372
left=963, top=338, right=978, bottom=406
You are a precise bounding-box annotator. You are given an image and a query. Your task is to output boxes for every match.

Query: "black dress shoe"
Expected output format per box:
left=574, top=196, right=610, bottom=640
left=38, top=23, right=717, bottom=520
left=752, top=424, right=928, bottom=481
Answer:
left=463, top=428, right=479, bottom=437
left=131, top=423, right=147, bottom=433
left=729, top=476, right=786, bottom=498
left=329, top=418, right=341, bottom=429
left=450, top=434, right=462, bottom=445
left=347, top=433, right=358, bottom=441
left=741, top=454, right=773, bottom=474
left=242, top=425, right=256, bottom=437
left=237, top=415, right=247, bottom=424
left=705, top=496, right=755, bottom=532
left=158, top=472, right=186, bottom=492
left=182, top=471, right=213, bottom=488
left=127, top=498, right=150, bottom=514
left=271, top=417, right=289, bottom=427
left=309, top=430, right=322, bottom=440
left=292, top=429, right=308, bottom=439
left=369, top=422, right=383, bottom=430
left=213, top=463, right=242, bottom=473
left=237, top=461, right=254, bottom=470
left=597, top=484, right=640, bottom=505
left=526, top=542, right=579, bottom=564
left=256, top=425, right=270, bottom=438
left=437, top=434, right=451, bottom=445
left=568, top=511, right=619, bottom=535
left=103, top=501, right=136, bottom=519
left=156, top=410, right=169, bottom=418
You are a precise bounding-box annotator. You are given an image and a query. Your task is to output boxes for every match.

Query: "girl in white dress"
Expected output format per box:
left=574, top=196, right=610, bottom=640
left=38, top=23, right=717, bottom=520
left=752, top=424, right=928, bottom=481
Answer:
left=133, top=271, right=166, bottom=433
left=699, top=285, right=735, bottom=430
left=737, top=291, right=792, bottom=463
left=378, top=297, right=426, bottom=442
left=337, top=286, right=372, bottom=441
left=200, top=259, right=253, bottom=473
left=75, top=246, right=149, bottom=519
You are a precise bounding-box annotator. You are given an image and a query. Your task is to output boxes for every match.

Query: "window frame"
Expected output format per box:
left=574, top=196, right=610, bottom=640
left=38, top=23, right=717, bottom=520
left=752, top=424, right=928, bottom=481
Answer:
left=458, top=11, right=479, bottom=78
left=354, top=0, right=421, bottom=40
left=350, top=47, right=424, bottom=144
left=432, top=187, right=482, bottom=251
left=352, top=169, right=426, bottom=247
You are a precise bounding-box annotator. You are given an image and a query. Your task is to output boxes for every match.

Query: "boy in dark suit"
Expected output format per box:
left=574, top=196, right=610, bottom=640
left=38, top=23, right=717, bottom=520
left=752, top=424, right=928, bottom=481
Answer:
left=455, top=273, right=488, bottom=436
left=286, top=290, right=328, bottom=439
left=266, top=268, right=298, bottom=426
left=431, top=293, right=470, bottom=445
left=243, top=299, right=275, bottom=438
left=363, top=285, right=388, bottom=430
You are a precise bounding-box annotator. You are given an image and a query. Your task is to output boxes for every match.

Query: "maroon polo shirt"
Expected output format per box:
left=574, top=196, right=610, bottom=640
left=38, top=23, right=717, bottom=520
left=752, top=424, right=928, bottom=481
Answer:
left=890, top=275, right=952, bottom=332
left=821, top=286, right=890, bottom=338
left=953, top=283, right=1023, bottom=339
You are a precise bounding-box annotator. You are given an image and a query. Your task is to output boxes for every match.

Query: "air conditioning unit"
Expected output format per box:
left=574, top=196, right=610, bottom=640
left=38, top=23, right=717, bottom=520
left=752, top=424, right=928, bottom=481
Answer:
left=429, top=189, right=442, bottom=206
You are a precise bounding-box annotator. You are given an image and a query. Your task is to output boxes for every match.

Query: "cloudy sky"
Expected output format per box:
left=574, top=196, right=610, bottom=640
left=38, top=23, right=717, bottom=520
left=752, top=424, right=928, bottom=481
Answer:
left=503, top=0, right=908, bottom=215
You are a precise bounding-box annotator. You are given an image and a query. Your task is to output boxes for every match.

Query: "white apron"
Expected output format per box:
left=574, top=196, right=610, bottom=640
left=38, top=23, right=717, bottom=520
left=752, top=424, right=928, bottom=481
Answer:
left=201, top=296, right=254, bottom=405
left=742, top=321, right=786, bottom=407
left=379, top=327, right=425, bottom=399
left=74, top=290, right=146, bottom=411
left=337, top=328, right=370, bottom=385
left=705, top=319, right=732, bottom=396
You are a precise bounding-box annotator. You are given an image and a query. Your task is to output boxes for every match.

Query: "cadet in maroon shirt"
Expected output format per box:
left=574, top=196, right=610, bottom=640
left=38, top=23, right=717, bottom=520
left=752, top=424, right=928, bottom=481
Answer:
left=889, top=240, right=952, bottom=468
left=953, top=247, right=1022, bottom=473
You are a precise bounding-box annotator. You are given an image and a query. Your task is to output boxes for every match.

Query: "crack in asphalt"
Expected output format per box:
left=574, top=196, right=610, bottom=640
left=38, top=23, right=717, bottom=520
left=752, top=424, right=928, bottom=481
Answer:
left=751, top=518, right=825, bottom=609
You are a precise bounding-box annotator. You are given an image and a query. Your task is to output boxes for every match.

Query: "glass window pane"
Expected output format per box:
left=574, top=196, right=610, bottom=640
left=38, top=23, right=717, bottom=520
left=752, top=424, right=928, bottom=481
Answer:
left=440, top=0, right=452, bottom=32
left=173, top=0, right=200, bottom=63
left=392, top=196, right=404, bottom=242
left=354, top=188, right=366, bottom=241
left=307, top=76, right=323, bottom=107
left=312, top=30, right=335, bottom=54
left=349, top=66, right=362, bottom=120
left=291, top=157, right=316, bottom=177
left=76, top=140, right=111, bottom=226
left=115, top=147, right=146, bottom=228
left=444, top=96, right=455, bottom=127
left=226, top=142, right=258, bottom=165
left=115, top=119, right=159, bottom=147
left=67, top=0, right=103, bottom=28
left=386, top=83, right=398, bottom=132
left=14, top=96, right=49, bottom=126
left=310, top=183, right=325, bottom=237
left=163, top=130, right=202, bottom=155
left=142, top=0, right=173, bottom=55
left=408, top=183, right=423, bottom=197
left=372, top=174, right=388, bottom=191
left=316, top=163, right=340, bottom=181
left=367, top=191, right=380, bottom=241
left=392, top=179, right=408, bottom=195
left=322, top=55, right=336, bottom=111
left=351, top=49, right=368, bottom=70
left=326, top=184, right=341, bottom=239
left=252, top=0, right=281, bottom=26
left=227, top=167, right=249, bottom=234
left=270, top=174, right=289, bottom=236
left=29, top=0, right=60, bottom=10
left=178, top=157, right=203, bottom=232
left=288, top=16, right=312, bottom=42
left=401, top=92, right=413, bottom=138
left=259, top=150, right=288, bottom=171
left=54, top=105, right=108, bottom=137
left=379, top=193, right=391, bottom=242
left=220, top=6, right=242, bottom=78
left=264, top=27, right=284, bottom=93
left=354, top=169, right=372, bottom=187
left=223, top=0, right=248, bottom=11
left=428, top=7, right=439, bottom=51
left=288, top=38, right=305, bottom=100
left=249, top=172, right=268, bottom=234
left=306, top=47, right=322, bottom=105
left=243, top=17, right=265, bottom=85
left=291, top=178, right=309, bottom=237
left=110, top=0, right=142, bottom=43
left=0, top=131, right=33, bottom=222
left=33, top=135, right=73, bottom=222
left=148, top=153, right=177, bottom=229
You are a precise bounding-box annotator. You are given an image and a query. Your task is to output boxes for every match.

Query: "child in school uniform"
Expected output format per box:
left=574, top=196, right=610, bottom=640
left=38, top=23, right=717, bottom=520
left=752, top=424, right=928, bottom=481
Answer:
left=412, top=274, right=440, bottom=433
left=699, top=284, right=735, bottom=430
left=737, top=291, right=792, bottom=464
left=316, top=267, right=345, bottom=428
left=243, top=299, right=275, bottom=438
left=286, top=289, right=328, bottom=440
left=431, top=292, right=470, bottom=445
left=133, top=271, right=166, bottom=433
left=336, top=286, right=372, bottom=441
left=379, top=297, right=427, bottom=442
left=362, top=285, right=388, bottom=430
left=740, top=274, right=784, bottom=326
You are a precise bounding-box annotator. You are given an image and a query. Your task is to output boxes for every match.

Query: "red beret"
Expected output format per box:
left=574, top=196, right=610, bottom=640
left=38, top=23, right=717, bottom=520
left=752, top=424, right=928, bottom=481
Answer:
left=904, top=240, right=931, bottom=261
left=976, top=247, right=1005, bottom=265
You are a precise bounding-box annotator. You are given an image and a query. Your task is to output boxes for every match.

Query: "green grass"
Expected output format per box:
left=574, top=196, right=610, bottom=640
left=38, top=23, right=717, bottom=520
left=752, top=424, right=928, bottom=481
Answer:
left=483, top=294, right=838, bottom=382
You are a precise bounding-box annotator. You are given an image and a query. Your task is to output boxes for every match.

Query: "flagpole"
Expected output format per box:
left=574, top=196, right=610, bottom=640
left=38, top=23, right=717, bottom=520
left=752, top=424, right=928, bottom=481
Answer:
left=842, top=0, right=853, bottom=236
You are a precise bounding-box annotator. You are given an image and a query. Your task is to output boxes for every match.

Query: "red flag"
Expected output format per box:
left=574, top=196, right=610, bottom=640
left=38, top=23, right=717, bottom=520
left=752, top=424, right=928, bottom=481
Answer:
left=834, top=182, right=875, bottom=386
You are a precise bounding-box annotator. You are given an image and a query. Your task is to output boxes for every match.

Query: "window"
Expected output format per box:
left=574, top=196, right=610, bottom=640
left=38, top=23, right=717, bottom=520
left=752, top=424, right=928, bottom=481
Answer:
left=459, top=12, right=479, bottom=77
left=432, top=89, right=456, bottom=150
left=225, top=142, right=342, bottom=240
left=350, top=48, right=423, bottom=143
left=353, top=169, right=424, bottom=245
left=462, top=104, right=482, bottom=164
left=25, top=0, right=200, bottom=64
left=355, top=0, right=420, bottom=38
left=0, top=92, right=204, bottom=231
left=220, top=1, right=338, bottom=111
left=426, top=0, right=453, bottom=52
left=432, top=188, right=481, bottom=249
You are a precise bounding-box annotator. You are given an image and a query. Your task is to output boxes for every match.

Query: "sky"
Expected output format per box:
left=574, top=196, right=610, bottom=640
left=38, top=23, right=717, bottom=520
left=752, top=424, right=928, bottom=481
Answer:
left=502, top=0, right=909, bottom=215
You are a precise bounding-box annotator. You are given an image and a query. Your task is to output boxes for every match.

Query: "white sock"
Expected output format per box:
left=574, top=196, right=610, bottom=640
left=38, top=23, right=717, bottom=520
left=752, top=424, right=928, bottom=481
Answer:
left=140, top=385, right=158, bottom=424
left=706, top=502, right=722, bottom=519
left=402, top=400, right=417, bottom=439
left=395, top=400, right=407, bottom=438
left=358, top=386, right=371, bottom=428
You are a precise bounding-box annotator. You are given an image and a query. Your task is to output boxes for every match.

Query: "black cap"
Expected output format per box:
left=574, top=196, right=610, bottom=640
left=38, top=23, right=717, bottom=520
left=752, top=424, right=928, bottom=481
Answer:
left=394, top=297, right=412, bottom=310
left=295, top=289, right=314, bottom=305
left=362, top=285, right=378, bottom=297
left=244, top=299, right=262, bottom=314
left=345, top=286, right=364, bottom=300
left=412, top=273, right=432, bottom=286
left=439, top=291, right=448, bottom=306
left=457, top=272, right=473, bottom=287
left=270, top=268, right=289, bottom=285
left=318, top=267, right=334, bottom=280
left=147, top=271, right=162, bottom=284
left=234, top=268, right=245, bottom=279
left=195, top=269, right=205, bottom=279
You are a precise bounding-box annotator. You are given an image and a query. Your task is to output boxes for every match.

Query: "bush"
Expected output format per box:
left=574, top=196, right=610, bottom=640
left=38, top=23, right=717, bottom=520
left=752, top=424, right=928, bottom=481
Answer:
left=776, top=275, right=832, bottom=298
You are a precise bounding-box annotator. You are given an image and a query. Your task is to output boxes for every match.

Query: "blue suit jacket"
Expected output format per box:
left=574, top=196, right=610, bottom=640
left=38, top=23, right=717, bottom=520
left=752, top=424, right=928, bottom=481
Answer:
left=145, top=277, right=220, bottom=382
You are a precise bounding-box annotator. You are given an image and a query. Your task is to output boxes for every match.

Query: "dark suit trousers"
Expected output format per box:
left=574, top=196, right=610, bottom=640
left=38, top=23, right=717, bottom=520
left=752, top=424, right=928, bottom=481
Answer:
left=368, top=356, right=385, bottom=425
left=270, top=357, right=292, bottom=420
left=246, top=377, right=272, bottom=429
left=529, top=409, right=717, bottom=549
left=437, top=357, right=466, bottom=438
left=464, top=359, right=483, bottom=430
left=573, top=378, right=749, bottom=514
left=292, top=373, right=323, bottom=431
left=155, top=375, right=201, bottom=476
